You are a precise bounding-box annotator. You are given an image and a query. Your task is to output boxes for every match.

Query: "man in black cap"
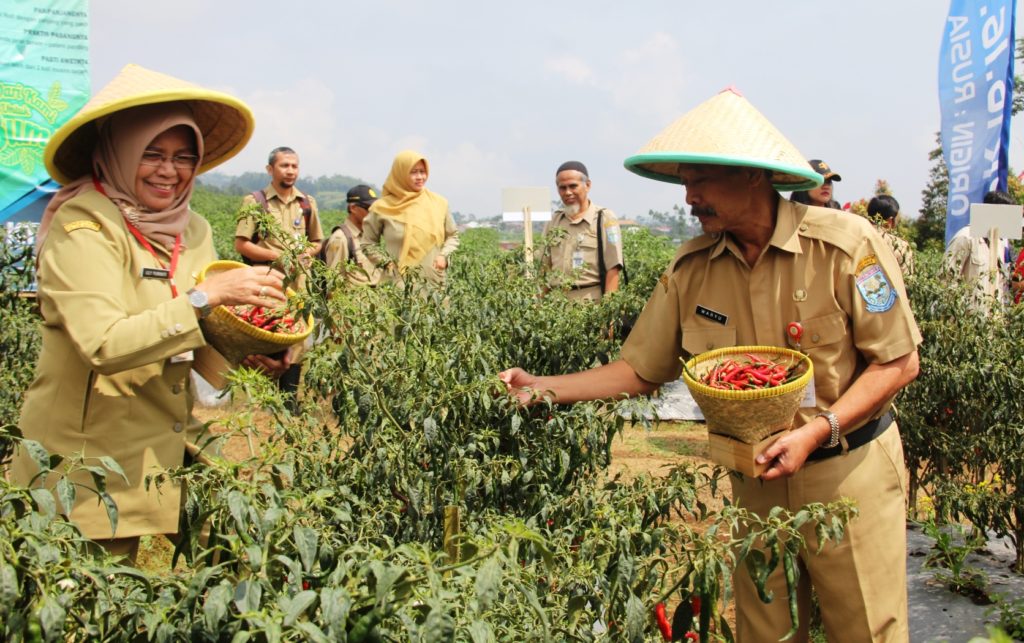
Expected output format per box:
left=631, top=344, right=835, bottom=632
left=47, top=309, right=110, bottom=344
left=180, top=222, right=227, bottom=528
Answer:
left=791, top=159, right=842, bottom=209
left=541, top=161, right=624, bottom=300
left=323, top=185, right=380, bottom=286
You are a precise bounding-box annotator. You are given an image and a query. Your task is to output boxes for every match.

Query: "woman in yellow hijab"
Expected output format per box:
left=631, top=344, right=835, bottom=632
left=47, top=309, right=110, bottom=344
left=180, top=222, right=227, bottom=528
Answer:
left=361, top=150, right=459, bottom=285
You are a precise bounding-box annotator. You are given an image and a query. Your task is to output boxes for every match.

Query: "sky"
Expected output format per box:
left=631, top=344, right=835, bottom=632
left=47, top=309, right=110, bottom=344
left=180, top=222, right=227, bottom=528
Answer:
left=85, top=0, right=1024, bottom=220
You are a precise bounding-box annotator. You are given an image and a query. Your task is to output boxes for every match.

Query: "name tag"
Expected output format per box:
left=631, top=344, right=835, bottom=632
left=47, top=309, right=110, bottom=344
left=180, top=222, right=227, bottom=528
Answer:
left=695, top=305, right=728, bottom=325
left=142, top=267, right=170, bottom=280
left=170, top=350, right=194, bottom=364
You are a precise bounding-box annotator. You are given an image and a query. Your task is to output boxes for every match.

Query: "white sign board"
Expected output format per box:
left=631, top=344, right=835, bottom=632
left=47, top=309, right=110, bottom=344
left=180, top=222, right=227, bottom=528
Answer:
left=502, top=187, right=551, bottom=222
left=970, top=203, right=1023, bottom=240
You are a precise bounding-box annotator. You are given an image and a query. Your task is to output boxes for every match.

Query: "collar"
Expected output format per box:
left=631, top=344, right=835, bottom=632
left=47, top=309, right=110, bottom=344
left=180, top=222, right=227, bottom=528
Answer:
left=676, top=194, right=803, bottom=266
left=265, top=184, right=306, bottom=204
left=343, top=217, right=362, bottom=238
left=556, top=201, right=599, bottom=225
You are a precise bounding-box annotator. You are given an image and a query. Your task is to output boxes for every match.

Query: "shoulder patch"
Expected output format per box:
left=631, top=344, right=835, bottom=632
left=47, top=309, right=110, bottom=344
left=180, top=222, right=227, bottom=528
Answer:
left=63, top=220, right=101, bottom=233
left=605, top=223, right=621, bottom=245
left=855, top=254, right=897, bottom=312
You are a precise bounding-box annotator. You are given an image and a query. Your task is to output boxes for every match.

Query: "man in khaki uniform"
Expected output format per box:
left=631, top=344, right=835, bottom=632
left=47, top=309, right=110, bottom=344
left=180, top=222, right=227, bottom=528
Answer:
left=542, top=160, right=624, bottom=301
left=324, top=184, right=380, bottom=286
left=501, top=89, right=922, bottom=642
left=234, top=146, right=324, bottom=268
left=235, top=146, right=324, bottom=400
left=867, top=195, right=915, bottom=280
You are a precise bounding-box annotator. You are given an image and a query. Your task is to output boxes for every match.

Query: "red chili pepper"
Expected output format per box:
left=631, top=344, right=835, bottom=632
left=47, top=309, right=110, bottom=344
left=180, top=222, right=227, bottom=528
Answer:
left=654, top=602, right=672, bottom=641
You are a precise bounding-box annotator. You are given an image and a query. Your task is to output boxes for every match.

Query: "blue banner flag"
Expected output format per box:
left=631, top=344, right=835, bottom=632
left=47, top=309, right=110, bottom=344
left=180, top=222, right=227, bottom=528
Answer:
left=0, top=0, right=89, bottom=223
left=938, top=0, right=1017, bottom=246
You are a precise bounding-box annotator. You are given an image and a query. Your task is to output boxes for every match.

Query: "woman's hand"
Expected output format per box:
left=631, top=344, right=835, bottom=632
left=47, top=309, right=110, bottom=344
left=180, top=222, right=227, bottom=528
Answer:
left=433, top=255, right=448, bottom=271
left=241, top=346, right=294, bottom=378
left=195, top=266, right=286, bottom=308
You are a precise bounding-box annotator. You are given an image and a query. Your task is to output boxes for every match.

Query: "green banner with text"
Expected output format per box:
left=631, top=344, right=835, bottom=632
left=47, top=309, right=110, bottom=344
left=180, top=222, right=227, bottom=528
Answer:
left=0, top=0, right=89, bottom=221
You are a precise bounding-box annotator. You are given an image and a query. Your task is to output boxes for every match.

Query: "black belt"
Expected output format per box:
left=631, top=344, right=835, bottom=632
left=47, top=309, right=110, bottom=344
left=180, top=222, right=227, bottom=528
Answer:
left=569, top=283, right=600, bottom=290
left=806, top=412, right=893, bottom=462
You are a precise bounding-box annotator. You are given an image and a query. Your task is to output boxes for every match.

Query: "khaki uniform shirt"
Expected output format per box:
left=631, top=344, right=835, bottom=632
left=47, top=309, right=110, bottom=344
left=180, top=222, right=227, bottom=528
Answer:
left=943, top=226, right=1010, bottom=305
left=324, top=218, right=379, bottom=286
left=621, top=199, right=922, bottom=428
left=14, top=191, right=216, bottom=539
left=542, top=203, right=624, bottom=301
left=361, top=210, right=460, bottom=285
left=880, top=228, right=915, bottom=280
left=235, top=185, right=324, bottom=256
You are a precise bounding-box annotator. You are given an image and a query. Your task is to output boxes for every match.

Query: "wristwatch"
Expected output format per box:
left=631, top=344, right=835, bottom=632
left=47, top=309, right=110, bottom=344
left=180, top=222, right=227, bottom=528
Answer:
left=816, top=410, right=841, bottom=449
left=187, top=288, right=213, bottom=319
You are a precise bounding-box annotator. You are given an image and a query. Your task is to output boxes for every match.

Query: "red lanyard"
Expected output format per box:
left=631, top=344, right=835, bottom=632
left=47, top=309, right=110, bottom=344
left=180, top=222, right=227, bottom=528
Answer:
left=93, top=176, right=183, bottom=298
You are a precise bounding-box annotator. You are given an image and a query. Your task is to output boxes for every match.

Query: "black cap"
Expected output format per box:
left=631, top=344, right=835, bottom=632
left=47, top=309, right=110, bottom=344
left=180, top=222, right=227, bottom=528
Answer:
left=556, top=160, right=589, bottom=178
left=808, top=159, right=841, bottom=182
left=347, top=184, right=378, bottom=208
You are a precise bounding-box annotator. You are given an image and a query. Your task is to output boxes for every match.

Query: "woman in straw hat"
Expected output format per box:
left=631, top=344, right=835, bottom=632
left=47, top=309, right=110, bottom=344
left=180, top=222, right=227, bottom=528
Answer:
left=12, top=64, right=286, bottom=562
left=361, top=150, right=459, bottom=286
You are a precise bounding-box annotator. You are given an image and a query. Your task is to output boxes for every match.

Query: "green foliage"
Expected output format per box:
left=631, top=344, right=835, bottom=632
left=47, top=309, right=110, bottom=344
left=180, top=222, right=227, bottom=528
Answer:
left=915, top=134, right=949, bottom=253
left=0, top=226, right=858, bottom=641
left=988, top=593, right=1024, bottom=640
left=899, top=248, right=1024, bottom=572
left=0, top=225, right=40, bottom=452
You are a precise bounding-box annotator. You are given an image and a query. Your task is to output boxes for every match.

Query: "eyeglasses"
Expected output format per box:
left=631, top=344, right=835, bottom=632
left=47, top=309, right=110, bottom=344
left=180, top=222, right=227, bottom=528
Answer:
left=140, top=150, right=200, bottom=169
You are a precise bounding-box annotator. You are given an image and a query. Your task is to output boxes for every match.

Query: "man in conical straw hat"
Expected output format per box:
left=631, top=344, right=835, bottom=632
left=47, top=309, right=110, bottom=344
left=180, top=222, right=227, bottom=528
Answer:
left=14, top=64, right=287, bottom=563
left=502, top=88, right=921, bottom=641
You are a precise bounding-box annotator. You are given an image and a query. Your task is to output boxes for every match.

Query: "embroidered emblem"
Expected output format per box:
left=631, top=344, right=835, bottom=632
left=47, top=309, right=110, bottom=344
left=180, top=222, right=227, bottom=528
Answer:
left=855, top=254, right=897, bottom=312
left=63, top=220, right=101, bottom=233
left=695, top=305, right=728, bottom=325
left=368, top=188, right=378, bottom=198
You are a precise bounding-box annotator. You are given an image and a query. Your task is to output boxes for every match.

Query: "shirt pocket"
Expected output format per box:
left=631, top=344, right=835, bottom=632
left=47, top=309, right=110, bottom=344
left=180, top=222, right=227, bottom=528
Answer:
left=577, top=231, right=599, bottom=250
left=799, top=311, right=847, bottom=349
left=681, top=326, right=737, bottom=357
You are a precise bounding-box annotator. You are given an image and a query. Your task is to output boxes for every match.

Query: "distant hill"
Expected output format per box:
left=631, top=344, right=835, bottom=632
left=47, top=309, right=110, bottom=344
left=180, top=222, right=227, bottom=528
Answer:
left=197, top=172, right=377, bottom=211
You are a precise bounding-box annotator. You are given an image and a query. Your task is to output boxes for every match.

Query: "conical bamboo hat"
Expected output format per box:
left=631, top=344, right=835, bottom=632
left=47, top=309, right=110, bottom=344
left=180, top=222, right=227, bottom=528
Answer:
left=45, top=64, right=254, bottom=185
left=623, top=87, right=822, bottom=190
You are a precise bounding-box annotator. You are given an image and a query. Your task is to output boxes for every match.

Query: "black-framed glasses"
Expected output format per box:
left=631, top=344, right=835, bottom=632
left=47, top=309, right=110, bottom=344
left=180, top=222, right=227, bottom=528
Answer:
left=140, top=151, right=200, bottom=169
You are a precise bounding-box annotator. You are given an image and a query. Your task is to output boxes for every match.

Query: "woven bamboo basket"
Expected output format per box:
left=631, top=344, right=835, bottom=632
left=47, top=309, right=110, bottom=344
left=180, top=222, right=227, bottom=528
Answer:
left=195, top=260, right=314, bottom=364
left=681, top=345, right=813, bottom=444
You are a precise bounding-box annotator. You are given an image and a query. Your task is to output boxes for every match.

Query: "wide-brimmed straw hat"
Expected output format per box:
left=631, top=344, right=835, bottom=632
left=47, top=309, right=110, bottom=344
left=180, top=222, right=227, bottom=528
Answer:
left=623, top=87, right=822, bottom=191
left=45, top=64, right=255, bottom=185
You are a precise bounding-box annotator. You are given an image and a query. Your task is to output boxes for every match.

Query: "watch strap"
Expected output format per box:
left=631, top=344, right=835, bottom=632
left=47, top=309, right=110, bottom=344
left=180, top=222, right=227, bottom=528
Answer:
left=816, top=410, right=841, bottom=449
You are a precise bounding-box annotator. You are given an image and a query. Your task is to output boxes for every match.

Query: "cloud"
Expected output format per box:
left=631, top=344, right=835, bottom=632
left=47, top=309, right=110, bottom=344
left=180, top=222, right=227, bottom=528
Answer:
left=543, top=55, right=597, bottom=86
left=215, top=78, right=341, bottom=177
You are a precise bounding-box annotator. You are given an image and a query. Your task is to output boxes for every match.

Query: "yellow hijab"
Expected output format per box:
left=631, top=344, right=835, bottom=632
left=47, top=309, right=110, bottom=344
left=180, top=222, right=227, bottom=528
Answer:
left=370, top=150, right=448, bottom=268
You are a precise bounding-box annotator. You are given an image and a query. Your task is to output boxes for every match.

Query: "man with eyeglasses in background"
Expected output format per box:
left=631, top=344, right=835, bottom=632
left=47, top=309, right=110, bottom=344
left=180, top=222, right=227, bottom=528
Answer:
left=234, top=146, right=324, bottom=405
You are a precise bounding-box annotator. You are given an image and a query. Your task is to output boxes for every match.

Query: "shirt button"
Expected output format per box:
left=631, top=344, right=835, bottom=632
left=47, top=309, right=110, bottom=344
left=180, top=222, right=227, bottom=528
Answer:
left=172, top=383, right=182, bottom=394
left=811, top=333, right=821, bottom=343
left=172, top=422, right=184, bottom=433
left=174, top=323, right=184, bottom=333
left=161, top=329, right=170, bottom=338
left=706, top=342, right=714, bottom=350
left=799, top=224, right=809, bottom=232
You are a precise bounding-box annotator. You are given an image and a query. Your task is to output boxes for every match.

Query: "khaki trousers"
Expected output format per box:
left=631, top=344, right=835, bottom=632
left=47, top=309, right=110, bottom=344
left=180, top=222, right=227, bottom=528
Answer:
left=731, top=424, right=909, bottom=643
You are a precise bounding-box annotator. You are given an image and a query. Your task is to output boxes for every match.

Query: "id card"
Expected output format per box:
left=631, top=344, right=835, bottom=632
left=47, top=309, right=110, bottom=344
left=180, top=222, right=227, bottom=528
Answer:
left=801, top=378, right=816, bottom=407
left=572, top=250, right=584, bottom=269
left=170, top=350, right=195, bottom=364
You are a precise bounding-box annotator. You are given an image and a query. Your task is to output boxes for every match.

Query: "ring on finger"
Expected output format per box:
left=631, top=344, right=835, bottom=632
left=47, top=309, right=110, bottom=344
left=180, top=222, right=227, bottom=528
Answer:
left=259, top=286, right=268, bottom=298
